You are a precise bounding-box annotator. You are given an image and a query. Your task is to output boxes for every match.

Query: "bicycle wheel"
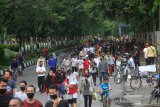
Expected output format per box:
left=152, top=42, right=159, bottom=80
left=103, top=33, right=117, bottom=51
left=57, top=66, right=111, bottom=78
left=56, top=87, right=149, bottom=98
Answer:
left=149, top=93, right=155, bottom=104
left=103, top=96, right=111, bottom=107
left=130, top=77, right=142, bottom=89
left=19, top=65, right=23, bottom=76
left=114, top=71, right=123, bottom=84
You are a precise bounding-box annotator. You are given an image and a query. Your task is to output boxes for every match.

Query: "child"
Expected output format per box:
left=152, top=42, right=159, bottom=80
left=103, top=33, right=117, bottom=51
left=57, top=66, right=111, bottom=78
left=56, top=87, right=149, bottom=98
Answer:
left=98, top=76, right=112, bottom=101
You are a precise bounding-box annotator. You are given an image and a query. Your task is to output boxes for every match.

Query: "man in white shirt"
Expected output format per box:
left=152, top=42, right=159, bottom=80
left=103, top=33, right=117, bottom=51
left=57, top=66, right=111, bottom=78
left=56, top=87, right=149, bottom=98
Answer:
left=89, top=46, right=95, bottom=54
left=94, top=54, right=100, bottom=68
left=36, top=61, right=46, bottom=93
left=62, top=57, right=71, bottom=72
left=36, top=56, right=46, bottom=67
left=143, top=43, right=149, bottom=65
left=71, top=56, right=78, bottom=72
left=15, top=81, right=27, bottom=101
left=77, top=57, right=84, bottom=76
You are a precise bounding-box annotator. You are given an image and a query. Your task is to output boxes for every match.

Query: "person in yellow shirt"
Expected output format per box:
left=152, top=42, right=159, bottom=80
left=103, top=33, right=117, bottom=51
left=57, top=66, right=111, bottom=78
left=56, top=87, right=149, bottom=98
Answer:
left=147, top=43, right=157, bottom=65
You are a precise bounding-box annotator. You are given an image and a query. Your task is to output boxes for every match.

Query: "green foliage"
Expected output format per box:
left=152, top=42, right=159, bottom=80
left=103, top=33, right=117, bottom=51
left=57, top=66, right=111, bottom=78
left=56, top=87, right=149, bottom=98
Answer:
left=86, top=0, right=159, bottom=32
left=0, top=45, right=4, bottom=58
left=0, top=0, right=158, bottom=39
left=3, top=44, right=19, bottom=51
left=4, top=48, right=18, bottom=59
left=0, top=0, right=116, bottom=42
left=152, top=0, right=160, bottom=13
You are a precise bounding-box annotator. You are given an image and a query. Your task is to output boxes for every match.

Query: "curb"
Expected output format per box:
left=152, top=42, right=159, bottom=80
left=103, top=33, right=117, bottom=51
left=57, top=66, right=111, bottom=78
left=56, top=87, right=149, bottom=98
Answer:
left=0, top=47, right=72, bottom=77
left=0, top=59, right=37, bottom=77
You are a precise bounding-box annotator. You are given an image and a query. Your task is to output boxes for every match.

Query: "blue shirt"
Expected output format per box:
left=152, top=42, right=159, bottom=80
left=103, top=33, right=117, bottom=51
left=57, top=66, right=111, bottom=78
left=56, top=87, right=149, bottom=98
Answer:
left=99, top=82, right=110, bottom=95
left=48, top=57, right=57, bottom=69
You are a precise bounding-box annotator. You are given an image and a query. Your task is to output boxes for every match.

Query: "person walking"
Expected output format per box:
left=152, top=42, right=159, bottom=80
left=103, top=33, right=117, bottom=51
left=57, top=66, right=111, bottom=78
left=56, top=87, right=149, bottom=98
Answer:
left=105, top=53, right=115, bottom=77
left=79, top=69, right=94, bottom=107
left=23, top=85, right=43, bottom=107
left=15, top=81, right=27, bottom=101
left=4, top=70, right=17, bottom=95
left=62, top=57, right=71, bottom=72
left=77, top=57, right=84, bottom=76
left=89, top=58, right=97, bottom=86
left=43, top=70, right=57, bottom=94
left=0, top=77, right=13, bottom=107
left=147, top=43, right=157, bottom=65
left=9, top=98, right=23, bottom=107
left=48, top=53, right=57, bottom=71
left=45, top=85, right=69, bottom=107
left=71, top=56, right=78, bottom=72
left=83, top=57, right=90, bottom=69
left=143, top=43, right=149, bottom=65
left=37, top=55, right=46, bottom=67
left=65, top=70, right=79, bottom=107
left=56, top=67, right=66, bottom=99
left=98, top=57, right=108, bottom=83
left=133, top=44, right=140, bottom=69
left=36, top=61, right=46, bottom=93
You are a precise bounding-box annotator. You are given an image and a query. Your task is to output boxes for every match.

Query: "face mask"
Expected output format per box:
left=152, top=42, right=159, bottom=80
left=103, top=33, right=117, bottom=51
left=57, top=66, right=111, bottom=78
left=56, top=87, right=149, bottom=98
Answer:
left=20, top=86, right=25, bottom=91
left=50, top=94, right=57, bottom=100
left=0, top=88, right=7, bottom=95
left=84, top=73, right=89, bottom=77
left=27, top=93, right=34, bottom=99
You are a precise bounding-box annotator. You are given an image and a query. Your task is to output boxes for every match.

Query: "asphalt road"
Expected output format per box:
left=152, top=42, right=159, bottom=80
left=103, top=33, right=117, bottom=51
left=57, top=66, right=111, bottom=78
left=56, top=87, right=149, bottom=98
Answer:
left=15, top=52, right=125, bottom=107
left=16, top=66, right=124, bottom=107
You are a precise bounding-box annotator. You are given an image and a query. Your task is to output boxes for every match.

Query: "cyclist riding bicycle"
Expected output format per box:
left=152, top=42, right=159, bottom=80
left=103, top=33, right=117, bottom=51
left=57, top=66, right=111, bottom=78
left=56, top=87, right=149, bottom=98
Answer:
left=98, top=76, right=112, bottom=101
left=9, top=59, right=18, bottom=80
left=17, top=53, right=25, bottom=70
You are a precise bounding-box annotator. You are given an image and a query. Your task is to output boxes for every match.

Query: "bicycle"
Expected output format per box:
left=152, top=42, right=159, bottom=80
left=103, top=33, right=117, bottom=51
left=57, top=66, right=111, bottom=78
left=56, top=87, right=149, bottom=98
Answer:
left=18, top=62, right=23, bottom=76
left=130, top=71, right=156, bottom=90
left=98, top=90, right=111, bottom=107
left=149, top=88, right=160, bottom=104
left=114, top=59, right=130, bottom=84
left=11, top=68, right=18, bottom=81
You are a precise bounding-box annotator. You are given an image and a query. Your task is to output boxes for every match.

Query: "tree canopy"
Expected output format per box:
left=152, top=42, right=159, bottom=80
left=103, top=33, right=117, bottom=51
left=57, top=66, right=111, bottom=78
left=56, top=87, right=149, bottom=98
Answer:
left=0, top=0, right=160, bottom=43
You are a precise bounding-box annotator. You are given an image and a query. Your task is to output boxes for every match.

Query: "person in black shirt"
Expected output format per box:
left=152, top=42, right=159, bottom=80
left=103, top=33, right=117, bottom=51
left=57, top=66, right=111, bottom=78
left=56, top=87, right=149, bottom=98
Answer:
left=0, top=78, right=12, bottom=107
left=133, top=44, right=140, bottom=69
left=10, top=59, right=18, bottom=81
left=10, top=59, right=18, bottom=70
left=45, top=84, right=69, bottom=107
left=56, top=67, right=66, bottom=85
left=55, top=67, right=66, bottom=99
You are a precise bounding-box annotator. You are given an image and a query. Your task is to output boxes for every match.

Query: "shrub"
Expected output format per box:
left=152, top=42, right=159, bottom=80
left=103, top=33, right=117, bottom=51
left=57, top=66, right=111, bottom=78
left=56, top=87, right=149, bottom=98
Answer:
left=3, top=44, right=19, bottom=52
left=0, top=45, right=4, bottom=58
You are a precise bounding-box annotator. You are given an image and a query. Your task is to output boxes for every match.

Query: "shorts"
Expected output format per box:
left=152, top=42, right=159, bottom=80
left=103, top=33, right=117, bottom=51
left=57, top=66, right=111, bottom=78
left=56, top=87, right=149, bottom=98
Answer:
left=67, top=93, right=77, bottom=104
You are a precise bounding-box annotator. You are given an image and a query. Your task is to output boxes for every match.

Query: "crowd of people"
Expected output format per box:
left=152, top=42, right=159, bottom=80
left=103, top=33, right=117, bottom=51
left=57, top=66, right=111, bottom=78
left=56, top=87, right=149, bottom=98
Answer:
left=0, top=35, right=159, bottom=107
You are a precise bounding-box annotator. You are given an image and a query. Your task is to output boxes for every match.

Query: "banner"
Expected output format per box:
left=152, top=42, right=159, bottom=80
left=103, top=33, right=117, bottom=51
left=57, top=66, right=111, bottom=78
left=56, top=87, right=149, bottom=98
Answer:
left=138, top=65, right=156, bottom=72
